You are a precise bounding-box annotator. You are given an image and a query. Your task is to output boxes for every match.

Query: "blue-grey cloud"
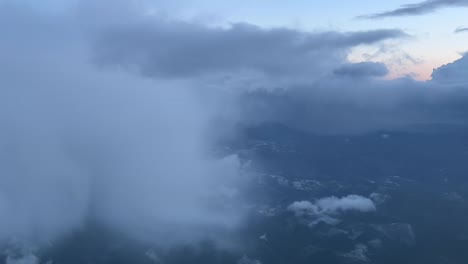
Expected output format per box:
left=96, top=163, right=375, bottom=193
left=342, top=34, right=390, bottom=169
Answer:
left=86, top=1, right=468, bottom=135
left=0, top=0, right=245, bottom=248
left=94, top=22, right=407, bottom=79
left=237, top=54, right=468, bottom=134
left=360, top=0, right=468, bottom=19
left=432, top=54, right=468, bottom=83
left=455, top=27, right=468, bottom=33
left=333, top=62, right=389, bottom=78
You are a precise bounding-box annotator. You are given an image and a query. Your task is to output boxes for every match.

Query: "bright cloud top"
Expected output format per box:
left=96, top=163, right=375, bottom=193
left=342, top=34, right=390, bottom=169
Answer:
left=288, top=195, right=377, bottom=217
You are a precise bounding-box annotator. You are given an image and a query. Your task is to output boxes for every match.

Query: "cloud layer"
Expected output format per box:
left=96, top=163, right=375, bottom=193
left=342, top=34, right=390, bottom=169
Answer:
left=235, top=53, right=468, bottom=134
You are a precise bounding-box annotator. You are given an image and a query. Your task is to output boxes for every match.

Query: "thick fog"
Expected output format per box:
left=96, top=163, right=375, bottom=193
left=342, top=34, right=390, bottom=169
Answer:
left=0, top=1, right=244, bottom=247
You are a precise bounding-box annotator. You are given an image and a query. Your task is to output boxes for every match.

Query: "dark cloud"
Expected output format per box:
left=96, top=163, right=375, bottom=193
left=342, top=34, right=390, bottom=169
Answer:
left=360, top=0, right=468, bottom=19
left=236, top=54, right=468, bottom=134
left=93, top=21, right=407, bottom=79
left=333, top=62, right=389, bottom=78
left=455, top=27, right=468, bottom=33
left=432, top=55, right=468, bottom=83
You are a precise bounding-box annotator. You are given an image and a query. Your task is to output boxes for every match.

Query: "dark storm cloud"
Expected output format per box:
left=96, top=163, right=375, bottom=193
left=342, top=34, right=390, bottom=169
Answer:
left=94, top=22, right=407, bottom=79
left=360, top=0, right=468, bottom=19
left=454, top=27, right=468, bottom=33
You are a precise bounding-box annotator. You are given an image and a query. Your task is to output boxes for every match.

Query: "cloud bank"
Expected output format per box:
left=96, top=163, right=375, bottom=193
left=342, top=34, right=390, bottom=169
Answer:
left=235, top=53, right=468, bottom=134
left=361, top=0, right=468, bottom=19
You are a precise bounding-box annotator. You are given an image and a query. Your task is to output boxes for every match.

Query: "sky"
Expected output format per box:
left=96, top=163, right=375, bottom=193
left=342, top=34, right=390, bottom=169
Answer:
left=0, top=0, right=468, bottom=254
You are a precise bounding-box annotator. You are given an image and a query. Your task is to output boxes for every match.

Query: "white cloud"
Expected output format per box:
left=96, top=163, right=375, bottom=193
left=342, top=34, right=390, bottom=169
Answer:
left=288, top=195, right=376, bottom=217
left=288, top=201, right=319, bottom=216
left=316, top=195, right=377, bottom=214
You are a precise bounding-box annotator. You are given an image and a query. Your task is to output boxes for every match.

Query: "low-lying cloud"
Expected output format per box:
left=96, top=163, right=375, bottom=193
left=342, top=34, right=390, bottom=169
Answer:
left=288, top=195, right=377, bottom=217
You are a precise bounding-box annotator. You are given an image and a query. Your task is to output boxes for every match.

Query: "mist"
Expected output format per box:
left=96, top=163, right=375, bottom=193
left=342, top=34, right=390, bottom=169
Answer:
left=0, top=1, right=244, bottom=248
